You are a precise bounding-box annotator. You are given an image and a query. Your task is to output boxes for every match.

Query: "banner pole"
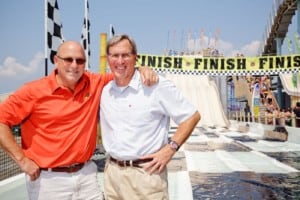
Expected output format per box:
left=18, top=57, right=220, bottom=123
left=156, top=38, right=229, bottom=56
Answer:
left=44, top=0, right=48, bottom=76
left=100, top=33, right=107, bottom=74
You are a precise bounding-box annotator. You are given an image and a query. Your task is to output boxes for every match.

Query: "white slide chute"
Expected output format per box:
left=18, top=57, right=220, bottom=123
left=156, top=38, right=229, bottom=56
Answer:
left=165, top=74, right=230, bottom=128
left=279, top=73, right=300, bottom=97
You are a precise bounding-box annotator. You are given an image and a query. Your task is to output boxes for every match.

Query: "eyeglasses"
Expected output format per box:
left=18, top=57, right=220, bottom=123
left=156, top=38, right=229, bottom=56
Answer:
left=108, top=52, right=134, bottom=60
left=56, top=55, right=86, bottom=65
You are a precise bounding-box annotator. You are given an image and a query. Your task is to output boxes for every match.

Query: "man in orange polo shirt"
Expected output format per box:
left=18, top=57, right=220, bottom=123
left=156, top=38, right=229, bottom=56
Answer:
left=0, top=41, right=157, bottom=200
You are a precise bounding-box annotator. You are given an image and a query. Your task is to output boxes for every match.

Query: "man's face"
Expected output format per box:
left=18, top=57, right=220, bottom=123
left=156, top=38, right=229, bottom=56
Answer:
left=54, top=42, right=86, bottom=90
left=107, top=39, right=137, bottom=86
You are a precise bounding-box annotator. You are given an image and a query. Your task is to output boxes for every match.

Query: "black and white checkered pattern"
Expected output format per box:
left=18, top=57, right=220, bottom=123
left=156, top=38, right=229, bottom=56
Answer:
left=47, top=0, right=64, bottom=64
left=148, top=67, right=300, bottom=76
left=110, top=24, right=115, bottom=38
left=137, top=54, right=300, bottom=76
left=81, top=0, right=90, bottom=69
left=91, top=124, right=300, bottom=199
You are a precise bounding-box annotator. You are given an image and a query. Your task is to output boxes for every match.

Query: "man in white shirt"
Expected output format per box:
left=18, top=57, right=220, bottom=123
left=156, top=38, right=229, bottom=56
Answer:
left=100, top=34, right=200, bottom=200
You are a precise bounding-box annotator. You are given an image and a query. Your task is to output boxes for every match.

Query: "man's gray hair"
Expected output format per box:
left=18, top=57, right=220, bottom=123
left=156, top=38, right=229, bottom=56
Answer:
left=106, top=34, right=137, bottom=55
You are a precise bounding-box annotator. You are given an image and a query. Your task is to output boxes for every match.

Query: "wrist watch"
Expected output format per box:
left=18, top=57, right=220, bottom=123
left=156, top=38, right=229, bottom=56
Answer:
left=168, top=140, right=180, bottom=151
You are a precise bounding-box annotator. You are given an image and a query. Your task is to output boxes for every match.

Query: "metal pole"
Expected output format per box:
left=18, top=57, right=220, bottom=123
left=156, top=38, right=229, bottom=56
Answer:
left=275, top=37, right=283, bottom=108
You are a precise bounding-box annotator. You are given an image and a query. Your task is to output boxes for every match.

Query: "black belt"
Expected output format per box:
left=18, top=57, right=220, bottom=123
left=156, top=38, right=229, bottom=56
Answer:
left=40, top=163, right=85, bottom=173
left=110, top=157, right=153, bottom=168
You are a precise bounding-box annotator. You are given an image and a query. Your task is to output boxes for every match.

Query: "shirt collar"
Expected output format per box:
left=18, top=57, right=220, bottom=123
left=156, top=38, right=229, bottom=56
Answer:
left=48, top=69, right=60, bottom=93
left=111, top=69, right=140, bottom=93
left=49, top=69, right=89, bottom=94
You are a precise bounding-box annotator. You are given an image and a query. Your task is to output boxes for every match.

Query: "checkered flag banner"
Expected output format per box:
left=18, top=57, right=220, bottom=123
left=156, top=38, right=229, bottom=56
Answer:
left=47, top=0, right=64, bottom=64
left=81, top=0, right=90, bottom=69
left=110, top=24, right=115, bottom=38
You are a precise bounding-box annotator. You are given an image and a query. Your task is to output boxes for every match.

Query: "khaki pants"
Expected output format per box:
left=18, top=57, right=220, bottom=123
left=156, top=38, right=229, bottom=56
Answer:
left=104, top=161, right=169, bottom=200
left=26, top=161, right=103, bottom=200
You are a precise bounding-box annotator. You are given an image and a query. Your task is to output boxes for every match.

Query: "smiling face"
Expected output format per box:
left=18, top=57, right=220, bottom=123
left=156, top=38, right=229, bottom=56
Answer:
left=107, top=39, right=137, bottom=87
left=54, top=41, right=86, bottom=91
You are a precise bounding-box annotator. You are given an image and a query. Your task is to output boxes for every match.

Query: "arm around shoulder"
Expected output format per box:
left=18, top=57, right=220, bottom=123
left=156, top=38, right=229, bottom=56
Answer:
left=138, top=66, right=159, bottom=86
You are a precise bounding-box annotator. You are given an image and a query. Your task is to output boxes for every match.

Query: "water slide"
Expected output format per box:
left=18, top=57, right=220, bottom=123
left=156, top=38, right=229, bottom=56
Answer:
left=165, top=74, right=230, bottom=128
left=279, top=73, right=300, bottom=97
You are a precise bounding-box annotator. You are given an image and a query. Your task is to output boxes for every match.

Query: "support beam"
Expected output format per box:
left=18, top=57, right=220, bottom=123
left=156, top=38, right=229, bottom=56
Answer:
left=275, top=37, right=284, bottom=108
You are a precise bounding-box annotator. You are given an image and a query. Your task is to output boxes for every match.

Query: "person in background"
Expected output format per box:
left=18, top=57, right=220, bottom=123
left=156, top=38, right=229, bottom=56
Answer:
left=284, top=107, right=292, bottom=126
left=265, top=96, right=275, bottom=112
left=100, top=34, right=201, bottom=200
left=273, top=107, right=280, bottom=125
left=278, top=108, right=286, bottom=126
left=244, top=102, right=251, bottom=122
left=293, top=102, right=300, bottom=127
left=266, top=109, right=274, bottom=125
left=0, top=40, right=158, bottom=200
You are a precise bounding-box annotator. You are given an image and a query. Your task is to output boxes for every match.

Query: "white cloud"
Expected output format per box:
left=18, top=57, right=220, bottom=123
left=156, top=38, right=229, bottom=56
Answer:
left=215, top=39, right=234, bottom=56
left=240, top=40, right=261, bottom=56
left=0, top=52, right=44, bottom=77
left=186, top=35, right=261, bottom=57
left=217, top=39, right=261, bottom=57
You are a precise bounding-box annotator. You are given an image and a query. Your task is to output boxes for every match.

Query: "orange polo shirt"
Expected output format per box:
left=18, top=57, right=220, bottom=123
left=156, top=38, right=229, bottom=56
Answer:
left=0, top=69, right=113, bottom=168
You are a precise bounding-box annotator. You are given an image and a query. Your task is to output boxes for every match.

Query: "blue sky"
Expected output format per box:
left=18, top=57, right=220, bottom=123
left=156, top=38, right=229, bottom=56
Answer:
left=0, top=0, right=298, bottom=93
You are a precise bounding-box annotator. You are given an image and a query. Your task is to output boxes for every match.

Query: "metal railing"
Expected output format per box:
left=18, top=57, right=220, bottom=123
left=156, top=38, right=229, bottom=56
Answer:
left=0, top=126, right=22, bottom=181
left=229, top=111, right=299, bottom=127
left=258, top=0, right=297, bottom=55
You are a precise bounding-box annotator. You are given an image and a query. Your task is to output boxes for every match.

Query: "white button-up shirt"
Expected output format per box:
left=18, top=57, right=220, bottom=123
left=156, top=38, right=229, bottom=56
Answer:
left=100, top=70, right=197, bottom=160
